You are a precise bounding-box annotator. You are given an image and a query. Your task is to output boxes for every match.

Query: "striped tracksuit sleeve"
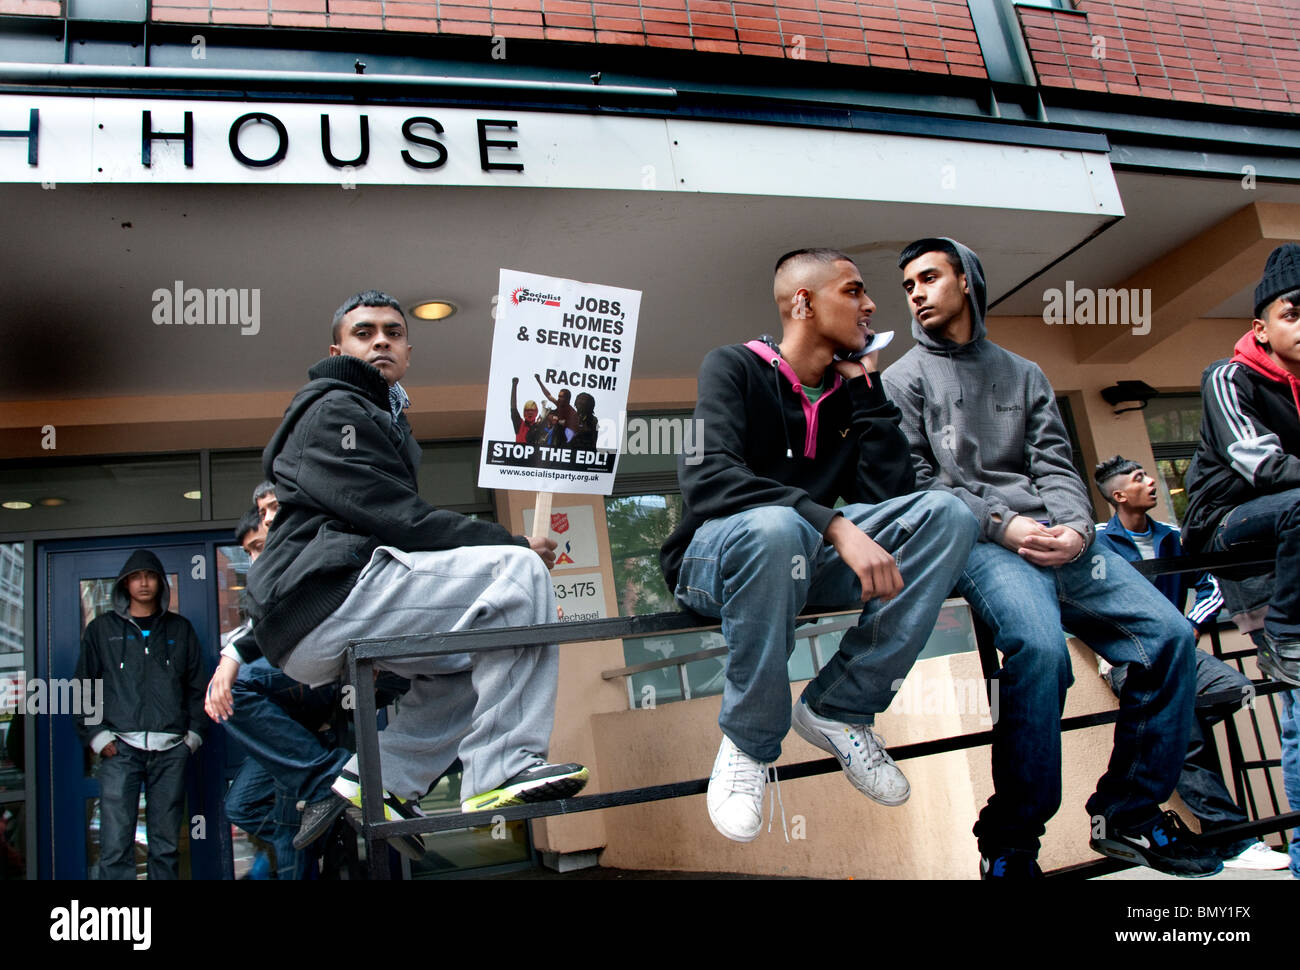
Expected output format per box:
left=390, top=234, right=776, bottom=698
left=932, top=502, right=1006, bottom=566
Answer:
left=1204, top=361, right=1300, bottom=490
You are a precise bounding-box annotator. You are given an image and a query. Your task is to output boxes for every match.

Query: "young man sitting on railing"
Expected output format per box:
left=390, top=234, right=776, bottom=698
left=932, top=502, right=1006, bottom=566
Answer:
left=884, top=238, right=1218, bottom=879
left=1093, top=455, right=1288, bottom=871
left=660, top=249, right=978, bottom=843
left=245, top=290, right=588, bottom=861
left=1183, top=242, right=1300, bottom=879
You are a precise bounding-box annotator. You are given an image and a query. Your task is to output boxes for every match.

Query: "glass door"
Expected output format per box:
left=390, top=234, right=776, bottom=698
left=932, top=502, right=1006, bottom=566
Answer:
left=36, top=535, right=227, bottom=879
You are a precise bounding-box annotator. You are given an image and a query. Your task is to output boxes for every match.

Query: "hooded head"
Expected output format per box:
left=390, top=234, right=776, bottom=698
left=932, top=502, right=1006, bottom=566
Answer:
left=898, top=237, right=987, bottom=352
left=112, top=548, right=169, bottom=619
left=1254, top=242, right=1300, bottom=320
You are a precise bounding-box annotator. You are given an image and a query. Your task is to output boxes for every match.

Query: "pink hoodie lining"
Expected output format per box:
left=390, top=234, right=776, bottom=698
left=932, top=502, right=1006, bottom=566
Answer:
left=743, top=340, right=844, bottom=459
left=1231, top=330, right=1300, bottom=421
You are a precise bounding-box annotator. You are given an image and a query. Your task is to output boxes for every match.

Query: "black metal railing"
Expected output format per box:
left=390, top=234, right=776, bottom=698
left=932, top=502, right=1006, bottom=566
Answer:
left=343, top=546, right=1295, bottom=880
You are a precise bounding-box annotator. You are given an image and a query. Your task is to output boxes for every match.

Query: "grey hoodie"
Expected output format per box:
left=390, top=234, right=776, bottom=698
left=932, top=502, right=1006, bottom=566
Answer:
left=882, top=239, right=1094, bottom=547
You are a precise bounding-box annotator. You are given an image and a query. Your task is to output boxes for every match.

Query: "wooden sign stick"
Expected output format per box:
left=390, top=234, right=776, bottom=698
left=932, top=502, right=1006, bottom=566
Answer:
left=531, top=490, right=554, bottom=540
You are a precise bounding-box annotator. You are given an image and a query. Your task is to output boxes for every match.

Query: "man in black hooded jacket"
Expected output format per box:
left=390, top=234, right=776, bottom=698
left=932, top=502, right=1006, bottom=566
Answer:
left=75, top=548, right=205, bottom=879
left=246, top=290, right=587, bottom=847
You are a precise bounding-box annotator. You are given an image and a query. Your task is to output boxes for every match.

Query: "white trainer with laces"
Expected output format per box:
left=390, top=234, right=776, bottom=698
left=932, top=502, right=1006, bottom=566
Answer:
left=791, top=697, right=910, bottom=806
left=707, top=734, right=769, bottom=842
left=1221, top=840, right=1290, bottom=870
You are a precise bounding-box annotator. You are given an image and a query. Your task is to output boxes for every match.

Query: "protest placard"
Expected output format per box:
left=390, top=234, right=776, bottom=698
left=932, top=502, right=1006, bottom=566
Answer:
left=478, top=268, right=641, bottom=496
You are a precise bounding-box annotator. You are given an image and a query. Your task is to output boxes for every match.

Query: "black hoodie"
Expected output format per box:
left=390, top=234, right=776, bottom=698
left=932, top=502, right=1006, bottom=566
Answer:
left=659, top=336, right=914, bottom=589
left=73, top=549, right=206, bottom=751
left=246, top=355, right=527, bottom=664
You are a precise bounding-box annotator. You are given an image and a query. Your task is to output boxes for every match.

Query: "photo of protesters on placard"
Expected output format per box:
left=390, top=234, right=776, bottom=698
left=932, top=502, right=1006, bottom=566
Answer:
left=572, top=392, right=598, bottom=452
left=490, top=374, right=612, bottom=473
left=535, top=374, right=581, bottom=441
left=509, top=377, right=540, bottom=444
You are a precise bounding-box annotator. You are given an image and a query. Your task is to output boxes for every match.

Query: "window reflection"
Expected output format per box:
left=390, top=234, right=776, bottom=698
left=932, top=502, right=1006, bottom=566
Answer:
left=0, top=544, right=23, bottom=795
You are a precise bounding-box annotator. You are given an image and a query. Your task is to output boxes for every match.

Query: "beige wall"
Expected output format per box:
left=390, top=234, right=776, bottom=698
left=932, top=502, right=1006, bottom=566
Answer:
left=588, top=641, right=1239, bottom=878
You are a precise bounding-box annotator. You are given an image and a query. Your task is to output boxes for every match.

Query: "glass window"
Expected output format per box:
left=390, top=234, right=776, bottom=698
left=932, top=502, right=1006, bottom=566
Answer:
left=0, top=440, right=491, bottom=538
left=0, top=713, right=22, bottom=797
left=1144, top=396, right=1203, bottom=447
left=67, top=0, right=147, bottom=20
left=0, top=545, right=24, bottom=796
left=605, top=491, right=713, bottom=704
left=0, top=801, right=26, bottom=879
left=211, top=452, right=267, bottom=522
left=1143, top=394, right=1203, bottom=525
left=216, top=544, right=253, bottom=634
left=0, top=544, right=20, bottom=660
left=417, top=441, right=496, bottom=513
left=0, top=455, right=202, bottom=534
left=606, top=493, right=679, bottom=617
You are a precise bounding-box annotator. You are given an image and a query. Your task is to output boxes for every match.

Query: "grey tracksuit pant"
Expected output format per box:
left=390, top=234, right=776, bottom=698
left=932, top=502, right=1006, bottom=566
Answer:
left=284, top=544, right=559, bottom=800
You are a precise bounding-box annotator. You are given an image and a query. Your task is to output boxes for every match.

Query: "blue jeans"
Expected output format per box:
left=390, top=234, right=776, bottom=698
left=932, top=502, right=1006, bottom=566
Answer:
left=1110, top=648, right=1255, bottom=855
left=1210, top=488, right=1300, bottom=641
left=224, top=755, right=318, bottom=880
left=95, top=741, right=189, bottom=880
left=959, top=541, right=1196, bottom=854
left=674, top=492, right=978, bottom=762
left=1281, top=689, right=1300, bottom=878
left=224, top=658, right=348, bottom=817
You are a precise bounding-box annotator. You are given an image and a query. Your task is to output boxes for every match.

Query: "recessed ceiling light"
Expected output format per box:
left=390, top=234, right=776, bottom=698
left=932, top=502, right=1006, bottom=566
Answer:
left=183, top=490, right=202, bottom=500
left=38, top=497, right=67, bottom=507
left=410, top=300, right=458, bottom=321
left=2, top=501, right=32, bottom=510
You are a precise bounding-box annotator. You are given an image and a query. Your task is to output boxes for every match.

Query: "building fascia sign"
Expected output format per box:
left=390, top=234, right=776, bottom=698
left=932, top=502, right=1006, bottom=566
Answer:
left=0, top=94, right=1123, bottom=215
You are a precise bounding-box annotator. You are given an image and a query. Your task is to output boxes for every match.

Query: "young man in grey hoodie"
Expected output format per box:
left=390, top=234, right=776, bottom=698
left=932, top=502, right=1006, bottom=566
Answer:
left=882, top=238, right=1215, bottom=879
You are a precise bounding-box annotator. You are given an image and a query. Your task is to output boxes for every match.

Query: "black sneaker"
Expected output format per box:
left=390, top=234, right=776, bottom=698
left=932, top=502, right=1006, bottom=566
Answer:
left=461, top=762, right=589, bottom=812
left=293, top=793, right=349, bottom=850
left=979, top=848, right=1043, bottom=880
left=1259, top=632, right=1300, bottom=687
left=1090, top=810, right=1223, bottom=877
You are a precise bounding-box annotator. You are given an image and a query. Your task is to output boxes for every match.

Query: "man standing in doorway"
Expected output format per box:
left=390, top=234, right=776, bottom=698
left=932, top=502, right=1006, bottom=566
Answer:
left=76, top=548, right=206, bottom=879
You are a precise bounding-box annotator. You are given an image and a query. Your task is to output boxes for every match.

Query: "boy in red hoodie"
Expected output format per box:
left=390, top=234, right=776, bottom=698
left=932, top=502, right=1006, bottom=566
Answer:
left=1184, top=241, right=1300, bottom=877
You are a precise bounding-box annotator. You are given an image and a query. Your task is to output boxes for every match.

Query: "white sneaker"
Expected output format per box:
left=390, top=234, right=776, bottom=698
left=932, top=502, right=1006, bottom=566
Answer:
left=791, top=698, right=910, bottom=806
left=1221, top=840, right=1290, bottom=870
left=706, top=734, right=768, bottom=842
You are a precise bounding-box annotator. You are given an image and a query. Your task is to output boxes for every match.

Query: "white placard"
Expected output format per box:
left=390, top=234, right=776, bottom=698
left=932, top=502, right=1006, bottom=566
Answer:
left=522, top=505, right=600, bottom=570
left=478, top=268, right=641, bottom=495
